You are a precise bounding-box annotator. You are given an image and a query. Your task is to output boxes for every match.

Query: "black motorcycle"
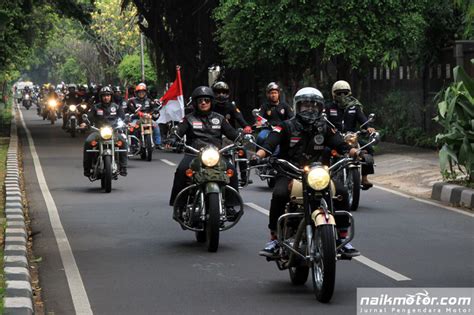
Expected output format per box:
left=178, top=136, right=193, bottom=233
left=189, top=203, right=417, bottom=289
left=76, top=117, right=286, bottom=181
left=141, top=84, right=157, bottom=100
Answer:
left=172, top=132, right=248, bottom=252
left=22, top=93, right=32, bottom=110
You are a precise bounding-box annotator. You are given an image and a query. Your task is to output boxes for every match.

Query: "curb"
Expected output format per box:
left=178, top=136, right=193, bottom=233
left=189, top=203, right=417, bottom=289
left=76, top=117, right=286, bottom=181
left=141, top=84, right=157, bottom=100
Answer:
left=3, top=105, right=34, bottom=314
left=431, top=182, right=474, bottom=209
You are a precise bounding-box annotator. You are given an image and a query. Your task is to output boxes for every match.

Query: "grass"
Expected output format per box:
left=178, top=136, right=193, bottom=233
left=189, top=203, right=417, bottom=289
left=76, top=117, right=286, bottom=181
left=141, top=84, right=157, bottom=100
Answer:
left=0, top=137, right=10, bottom=312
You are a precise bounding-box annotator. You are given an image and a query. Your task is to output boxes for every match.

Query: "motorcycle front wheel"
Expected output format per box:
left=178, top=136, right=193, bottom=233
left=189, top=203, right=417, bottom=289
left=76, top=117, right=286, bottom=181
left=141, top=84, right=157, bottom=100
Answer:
left=103, top=155, right=112, bottom=193
left=205, top=192, right=220, bottom=252
left=347, top=168, right=361, bottom=211
left=70, top=119, right=76, bottom=138
left=145, top=135, right=153, bottom=161
left=311, top=225, right=336, bottom=303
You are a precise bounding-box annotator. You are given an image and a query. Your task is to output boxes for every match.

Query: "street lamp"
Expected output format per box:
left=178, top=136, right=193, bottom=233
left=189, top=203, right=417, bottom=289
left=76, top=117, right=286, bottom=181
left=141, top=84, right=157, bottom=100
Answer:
left=138, top=15, right=148, bottom=82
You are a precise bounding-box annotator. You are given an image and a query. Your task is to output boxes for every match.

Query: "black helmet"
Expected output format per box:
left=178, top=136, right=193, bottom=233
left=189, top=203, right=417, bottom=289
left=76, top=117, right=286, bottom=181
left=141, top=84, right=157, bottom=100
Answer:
left=266, top=82, right=280, bottom=93
left=191, top=86, right=214, bottom=113
left=99, top=86, right=113, bottom=96
left=212, top=81, right=229, bottom=103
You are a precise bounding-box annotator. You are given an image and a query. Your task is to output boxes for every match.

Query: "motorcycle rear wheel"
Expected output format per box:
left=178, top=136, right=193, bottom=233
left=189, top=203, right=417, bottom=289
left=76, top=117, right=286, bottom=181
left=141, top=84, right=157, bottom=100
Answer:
left=103, top=155, right=112, bottom=193
left=205, top=193, right=220, bottom=252
left=195, top=231, right=206, bottom=243
left=311, top=225, right=336, bottom=303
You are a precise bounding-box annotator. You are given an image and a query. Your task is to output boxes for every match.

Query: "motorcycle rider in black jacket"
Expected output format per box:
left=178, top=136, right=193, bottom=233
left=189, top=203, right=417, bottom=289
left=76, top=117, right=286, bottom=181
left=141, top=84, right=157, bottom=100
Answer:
left=257, top=82, right=294, bottom=126
left=251, top=87, right=361, bottom=259
left=325, top=80, right=377, bottom=189
left=167, top=86, right=241, bottom=220
left=62, top=84, right=80, bottom=129
left=211, top=81, right=253, bottom=185
left=82, top=86, right=128, bottom=177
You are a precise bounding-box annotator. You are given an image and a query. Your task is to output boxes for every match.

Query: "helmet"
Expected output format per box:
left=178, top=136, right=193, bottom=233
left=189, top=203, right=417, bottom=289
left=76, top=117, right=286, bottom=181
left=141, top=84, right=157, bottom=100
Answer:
left=113, top=86, right=121, bottom=93
left=331, top=80, right=351, bottom=99
left=293, top=87, right=325, bottom=126
left=78, top=85, right=87, bottom=92
left=266, top=82, right=280, bottom=93
left=68, top=84, right=77, bottom=90
left=135, top=83, right=147, bottom=92
left=212, top=81, right=229, bottom=103
left=99, top=86, right=113, bottom=97
left=191, top=86, right=214, bottom=113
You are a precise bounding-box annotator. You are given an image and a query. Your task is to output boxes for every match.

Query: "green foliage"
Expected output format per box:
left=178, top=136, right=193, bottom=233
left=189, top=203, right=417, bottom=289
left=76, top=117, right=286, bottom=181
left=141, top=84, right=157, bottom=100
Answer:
left=60, top=57, right=87, bottom=83
left=214, top=0, right=428, bottom=71
left=366, top=91, right=436, bottom=148
left=118, top=54, right=157, bottom=85
left=435, top=62, right=474, bottom=182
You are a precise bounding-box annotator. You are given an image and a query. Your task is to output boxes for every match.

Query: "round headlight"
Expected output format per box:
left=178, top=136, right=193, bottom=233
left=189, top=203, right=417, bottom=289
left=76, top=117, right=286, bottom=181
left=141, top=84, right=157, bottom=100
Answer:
left=100, top=127, right=113, bottom=140
left=69, top=105, right=77, bottom=111
left=307, top=167, right=330, bottom=191
left=25, top=95, right=30, bottom=100
left=48, top=99, right=57, bottom=107
left=201, top=147, right=220, bottom=167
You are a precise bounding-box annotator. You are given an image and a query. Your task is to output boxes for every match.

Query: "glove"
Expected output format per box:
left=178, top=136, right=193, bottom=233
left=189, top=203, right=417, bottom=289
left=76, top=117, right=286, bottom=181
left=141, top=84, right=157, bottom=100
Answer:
left=243, top=126, right=252, bottom=134
left=249, top=155, right=261, bottom=167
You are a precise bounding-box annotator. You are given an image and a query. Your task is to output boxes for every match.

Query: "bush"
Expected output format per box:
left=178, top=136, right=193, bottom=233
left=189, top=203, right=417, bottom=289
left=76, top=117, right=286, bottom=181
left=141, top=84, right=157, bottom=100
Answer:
left=434, top=61, right=474, bottom=182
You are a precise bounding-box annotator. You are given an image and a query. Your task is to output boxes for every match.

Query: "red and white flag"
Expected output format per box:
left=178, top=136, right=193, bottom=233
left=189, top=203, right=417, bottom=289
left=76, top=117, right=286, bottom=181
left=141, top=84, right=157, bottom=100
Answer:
left=158, top=66, right=184, bottom=123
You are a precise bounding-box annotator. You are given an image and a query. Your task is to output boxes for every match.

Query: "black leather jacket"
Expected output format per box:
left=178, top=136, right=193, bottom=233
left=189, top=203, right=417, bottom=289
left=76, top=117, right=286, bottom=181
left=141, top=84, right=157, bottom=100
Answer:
left=87, top=102, right=125, bottom=129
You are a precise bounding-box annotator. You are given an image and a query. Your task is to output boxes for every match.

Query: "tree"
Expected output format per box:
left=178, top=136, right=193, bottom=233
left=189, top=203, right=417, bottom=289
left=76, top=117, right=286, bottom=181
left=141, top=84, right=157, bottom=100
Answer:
left=118, top=54, right=157, bottom=86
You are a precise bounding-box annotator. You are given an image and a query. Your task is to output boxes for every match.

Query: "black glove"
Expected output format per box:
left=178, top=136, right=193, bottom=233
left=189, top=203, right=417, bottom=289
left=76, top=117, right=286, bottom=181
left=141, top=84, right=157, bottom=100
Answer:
left=249, top=155, right=261, bottom=167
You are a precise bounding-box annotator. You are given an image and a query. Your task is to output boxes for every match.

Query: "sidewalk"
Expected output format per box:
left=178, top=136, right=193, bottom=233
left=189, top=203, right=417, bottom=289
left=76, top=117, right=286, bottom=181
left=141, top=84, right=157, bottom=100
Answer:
left=371, top=142, right=442, bottom=199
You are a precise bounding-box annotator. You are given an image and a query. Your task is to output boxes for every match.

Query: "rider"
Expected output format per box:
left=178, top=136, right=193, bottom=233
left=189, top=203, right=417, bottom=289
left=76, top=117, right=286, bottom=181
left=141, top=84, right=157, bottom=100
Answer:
left=257, top=82, right=294, bottom=126
left=62, top=84, right=80, bottom=129
left=251, top=87, right=360, bottom=259
left=113, top=86, right=128, bottom=112
left=82, top=86, right=128, bottom=177
left=211, top=81, right=253, bottom=185
left=126, top=83, right=161, bottom=146
left=325, top=80, right=376, bottom=189
left=167, top=86, right=241, bottom=220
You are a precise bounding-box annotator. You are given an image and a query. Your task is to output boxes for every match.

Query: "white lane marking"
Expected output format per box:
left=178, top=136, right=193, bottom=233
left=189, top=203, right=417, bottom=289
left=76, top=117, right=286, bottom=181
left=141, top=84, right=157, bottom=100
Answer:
left=374, top=185, right=474, bottom=218
left=18, top=109, right=93, bottom=314
left=160, top=159, right=176, bottom=166
left=245, top=202, right=269, bottom=216
left=245, top=202, right=412, bottom=282
left=353, top=256, right=411, bottom=281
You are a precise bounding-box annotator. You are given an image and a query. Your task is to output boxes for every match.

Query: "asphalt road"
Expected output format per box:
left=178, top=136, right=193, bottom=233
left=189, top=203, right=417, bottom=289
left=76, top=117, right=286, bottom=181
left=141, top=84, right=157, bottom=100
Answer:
left=18, top=107, right=474, bottom=314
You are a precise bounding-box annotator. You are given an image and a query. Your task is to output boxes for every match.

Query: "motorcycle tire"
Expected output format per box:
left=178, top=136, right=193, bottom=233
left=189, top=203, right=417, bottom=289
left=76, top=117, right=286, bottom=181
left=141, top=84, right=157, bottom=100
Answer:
left=140, top=149, right=146, bottom=160
left=289, top=265, right=309, bottom=285
left=205, top=192, right=220, bottom=252
left=347, top=168, right=361, bottom=211
left=50, top=117, right=55, bottom=125
left=311, top=225, right=336, bottom=303
left=100, top=175, right=105, bottom=189
left=195, top=231, right=206, bottom=243
left=145, top=135, right=153, bottom=161
left=70, top=120, right=76, bottom=138
left=103, top=155, right=112, bottom=193
left=267, top=177, right=276, bottom=188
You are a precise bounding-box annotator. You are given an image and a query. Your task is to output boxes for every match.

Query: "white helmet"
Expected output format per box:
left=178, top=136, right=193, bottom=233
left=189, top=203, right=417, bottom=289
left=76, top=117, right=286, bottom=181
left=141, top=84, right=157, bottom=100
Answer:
left=331, top=80, right=351, bottom=98
left=293, top=87, right=324, bottom=112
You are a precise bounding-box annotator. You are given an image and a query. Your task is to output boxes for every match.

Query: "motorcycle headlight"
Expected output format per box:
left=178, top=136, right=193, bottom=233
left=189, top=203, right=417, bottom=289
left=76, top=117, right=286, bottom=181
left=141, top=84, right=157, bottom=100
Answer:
left=69, top=105, right=77, bottom=111
left=100, top=126, right=113, bottom=140
left=25, top=95, right=30, bottom=100
left=344, top=133, right=358, bottom=146
left=81, top=104, right=87, bottom=109
left=201, top=147, right=220, bottom=167
left=307, top=166, right=330, bottom=191
left=48, top=99, right=57, bottom=108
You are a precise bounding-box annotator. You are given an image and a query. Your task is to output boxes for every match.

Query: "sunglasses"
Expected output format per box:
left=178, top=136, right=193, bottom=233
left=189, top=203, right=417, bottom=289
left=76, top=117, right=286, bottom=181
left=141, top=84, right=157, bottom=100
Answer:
left=197, top=97, right=211, bottom=104
left=335, top=91, right=349, bottom=96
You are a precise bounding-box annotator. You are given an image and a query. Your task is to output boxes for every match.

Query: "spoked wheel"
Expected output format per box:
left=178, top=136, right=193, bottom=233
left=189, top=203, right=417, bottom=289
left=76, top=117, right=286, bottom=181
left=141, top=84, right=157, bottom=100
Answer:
left=205, top=193, right=220, bottom=252
left=145, top=135, right=153, bottom=161
left=347, top=168, right=361, bottom=211
left=311, top=225, right=336, bottom=303
left=103, top=155, right=112, bottom=193
left=70, top=119, right=76, bottom=138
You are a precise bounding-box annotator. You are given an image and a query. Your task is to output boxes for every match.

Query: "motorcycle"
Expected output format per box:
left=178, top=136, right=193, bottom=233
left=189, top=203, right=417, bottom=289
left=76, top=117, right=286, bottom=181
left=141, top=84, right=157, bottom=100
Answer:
left=127, top=108, right=157, bottom=161
left=324, top=113, right=379, bottom=211
left=251, top=109, right=278, bottom=188
left=64, top=103, right=88, bottom=137
left=82, top=114, right=128, bottom=193
left=255, top=154, right=359, bottom=302
left=44, top=98, right=59, bottom=124
left=22, top=93, right=32, bottom=110
left=172, top=132, right=248, bottom=252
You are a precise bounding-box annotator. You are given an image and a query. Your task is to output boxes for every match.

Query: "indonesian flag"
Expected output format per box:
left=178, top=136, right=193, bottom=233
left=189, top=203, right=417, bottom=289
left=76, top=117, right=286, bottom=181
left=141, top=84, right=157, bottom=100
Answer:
left=158, top=66, right=185, bottom=123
